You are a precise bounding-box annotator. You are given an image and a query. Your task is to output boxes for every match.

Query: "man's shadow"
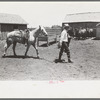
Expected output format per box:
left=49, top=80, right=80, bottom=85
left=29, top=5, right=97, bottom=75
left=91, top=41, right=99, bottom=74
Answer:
left=54, top=59, right=68, bottom=63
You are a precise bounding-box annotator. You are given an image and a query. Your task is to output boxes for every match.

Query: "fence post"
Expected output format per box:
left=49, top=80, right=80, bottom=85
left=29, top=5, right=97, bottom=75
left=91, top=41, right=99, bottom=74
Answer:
left=47, top=36, right=49, bottom=46
left=55, top=34, right=57, bottom=42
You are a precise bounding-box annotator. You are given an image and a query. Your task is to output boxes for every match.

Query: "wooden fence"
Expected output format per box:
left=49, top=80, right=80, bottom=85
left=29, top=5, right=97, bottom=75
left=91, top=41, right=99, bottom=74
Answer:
left=37, top=28, right=61, bottom=46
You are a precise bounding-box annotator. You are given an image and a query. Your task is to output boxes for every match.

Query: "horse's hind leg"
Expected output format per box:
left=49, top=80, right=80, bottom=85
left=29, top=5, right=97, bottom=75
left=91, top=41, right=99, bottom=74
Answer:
left=32, top=44, right=39, bottom=58
left=12, top=42, right=17, bottom=56
left=3, top=42, right=11, bottom=57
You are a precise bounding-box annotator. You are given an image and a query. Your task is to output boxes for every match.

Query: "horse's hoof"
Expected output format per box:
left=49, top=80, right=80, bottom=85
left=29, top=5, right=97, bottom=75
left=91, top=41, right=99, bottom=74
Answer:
left=2, top=54, right=5, bottom=58
left=24, top=55, right=27, bottom=58
left=14, top=55, right=17, bottom=57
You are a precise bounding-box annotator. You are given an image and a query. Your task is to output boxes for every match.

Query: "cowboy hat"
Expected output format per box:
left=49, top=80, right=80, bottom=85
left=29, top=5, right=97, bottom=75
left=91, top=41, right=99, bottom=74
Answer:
left=64, top=24, right=69, bottom=27
left=63, top=24, right=70, bottom=29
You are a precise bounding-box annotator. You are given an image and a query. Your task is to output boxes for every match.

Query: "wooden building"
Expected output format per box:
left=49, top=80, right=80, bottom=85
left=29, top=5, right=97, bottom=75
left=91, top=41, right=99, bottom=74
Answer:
left=62, top=12, right=100, bottom=29
left=0, top=13, right=28, bottom=33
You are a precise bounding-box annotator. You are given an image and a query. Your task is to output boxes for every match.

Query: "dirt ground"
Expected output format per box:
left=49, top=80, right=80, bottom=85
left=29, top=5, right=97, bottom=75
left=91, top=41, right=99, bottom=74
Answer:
left=0, top=38, right=100, bottom=80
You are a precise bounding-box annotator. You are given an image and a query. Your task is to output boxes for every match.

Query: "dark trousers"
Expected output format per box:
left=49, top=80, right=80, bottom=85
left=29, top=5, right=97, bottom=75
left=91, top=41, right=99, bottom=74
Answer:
left=59, top=41, right=70, bottom=60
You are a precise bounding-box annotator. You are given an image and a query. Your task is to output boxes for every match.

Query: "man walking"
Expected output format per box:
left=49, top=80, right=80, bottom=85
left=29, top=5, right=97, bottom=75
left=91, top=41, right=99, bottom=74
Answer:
left=57, top=24, right=72, bottom=63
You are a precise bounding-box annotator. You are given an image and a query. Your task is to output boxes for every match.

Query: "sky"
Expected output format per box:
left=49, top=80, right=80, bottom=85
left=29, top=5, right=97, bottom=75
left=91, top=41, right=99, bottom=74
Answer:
left=0, top=2, right=100, bottom=28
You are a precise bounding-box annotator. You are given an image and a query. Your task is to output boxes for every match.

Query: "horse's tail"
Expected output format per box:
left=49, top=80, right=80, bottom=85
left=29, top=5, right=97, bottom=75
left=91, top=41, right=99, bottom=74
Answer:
left=6, top=37, right=9, bottom=43
left=4, top=38, right=8, bottom=49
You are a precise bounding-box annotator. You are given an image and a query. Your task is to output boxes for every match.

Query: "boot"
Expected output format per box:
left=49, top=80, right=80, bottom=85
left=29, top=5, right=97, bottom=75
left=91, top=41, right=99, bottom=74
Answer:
left=58, top=52, right=63, bottom=62
left=58, top=59, right=62, bottom=62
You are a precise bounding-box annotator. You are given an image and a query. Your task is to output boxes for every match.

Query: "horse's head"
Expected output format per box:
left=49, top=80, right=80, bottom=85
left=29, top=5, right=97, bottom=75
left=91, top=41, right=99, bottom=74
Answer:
left=39, top=25, right=48, bottom=36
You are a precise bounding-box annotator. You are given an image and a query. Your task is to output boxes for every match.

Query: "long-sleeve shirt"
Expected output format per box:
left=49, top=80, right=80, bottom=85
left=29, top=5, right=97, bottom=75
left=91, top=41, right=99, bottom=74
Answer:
left=60, top=29, right=70, bottom=43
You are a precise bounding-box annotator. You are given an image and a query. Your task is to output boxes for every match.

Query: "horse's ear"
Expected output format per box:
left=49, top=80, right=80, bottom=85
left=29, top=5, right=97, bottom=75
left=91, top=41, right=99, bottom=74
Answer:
left=39, top=25, right=41, bottom=29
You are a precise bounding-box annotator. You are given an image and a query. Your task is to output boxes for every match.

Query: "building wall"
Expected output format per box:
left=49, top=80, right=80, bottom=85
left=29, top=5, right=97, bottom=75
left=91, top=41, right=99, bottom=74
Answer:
left=1, top=24, right=27, bottom=32
left=1, top=24, right=13, bottom=32
left=0, top=25, right=1, bottom=32
left=18, top=25, right=27, bottom=30
left=96, top=25, right=100, bottom=37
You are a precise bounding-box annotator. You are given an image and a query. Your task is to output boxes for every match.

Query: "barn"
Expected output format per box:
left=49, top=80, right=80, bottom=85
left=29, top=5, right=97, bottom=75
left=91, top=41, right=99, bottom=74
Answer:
left=0, top=13, right=28, bottom=33
left=62, top=12, right=100, bottom=29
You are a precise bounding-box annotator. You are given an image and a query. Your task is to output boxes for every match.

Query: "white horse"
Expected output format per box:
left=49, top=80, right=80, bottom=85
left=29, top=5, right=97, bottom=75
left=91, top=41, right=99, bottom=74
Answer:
left=3, top=25, right=48, bottom=58
left=79, top=28, right=87, bottom=39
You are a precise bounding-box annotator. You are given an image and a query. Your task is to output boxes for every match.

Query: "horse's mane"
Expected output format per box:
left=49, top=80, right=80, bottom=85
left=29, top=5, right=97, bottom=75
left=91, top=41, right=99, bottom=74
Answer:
left=29, top=26, right=40, bottom=37
left=31, top=26, right=39, bottom=33
left=29, top=26, right=47, bottom=37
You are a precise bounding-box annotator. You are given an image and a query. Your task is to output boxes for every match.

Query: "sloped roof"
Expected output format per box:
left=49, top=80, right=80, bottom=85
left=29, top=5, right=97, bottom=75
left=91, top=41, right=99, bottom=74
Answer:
left=63, top=12, right=100, bottom=23
left=0, top=13, right=28, bottom=25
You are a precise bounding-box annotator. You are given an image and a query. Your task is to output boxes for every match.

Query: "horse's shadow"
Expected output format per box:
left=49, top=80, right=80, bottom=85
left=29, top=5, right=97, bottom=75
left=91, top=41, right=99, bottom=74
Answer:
left=39, top=43, right=48, bottom=47
left=39, top=41, right=57, bottom=47
left=2, top=55, right=40, bottom=59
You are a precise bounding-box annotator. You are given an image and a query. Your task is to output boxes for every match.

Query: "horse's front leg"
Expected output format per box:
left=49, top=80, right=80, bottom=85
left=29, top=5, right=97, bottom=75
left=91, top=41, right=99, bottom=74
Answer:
left=13, top=42, right=17, bottom=56
left=25, top=45, right=30, bottom=56
left=32, top=44, right=39, bottom=58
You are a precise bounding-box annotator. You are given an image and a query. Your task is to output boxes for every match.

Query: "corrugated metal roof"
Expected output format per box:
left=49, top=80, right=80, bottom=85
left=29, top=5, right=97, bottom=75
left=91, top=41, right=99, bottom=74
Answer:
left=0, top=13, right=28, bottom=25
left=63, top=12, right=100, bottom=23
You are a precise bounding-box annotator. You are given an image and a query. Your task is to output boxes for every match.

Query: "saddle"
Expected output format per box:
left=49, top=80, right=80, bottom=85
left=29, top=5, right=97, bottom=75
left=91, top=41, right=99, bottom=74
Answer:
left=14, top=30, right=25, bottom=38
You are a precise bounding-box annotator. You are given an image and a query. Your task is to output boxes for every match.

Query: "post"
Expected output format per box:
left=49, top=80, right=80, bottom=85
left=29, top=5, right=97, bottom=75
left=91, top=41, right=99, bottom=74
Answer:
left=55, top=34, right=57, bottom=42
left=47, top=36, right=49, bottom=46
left=0, top=25, right=1, bottom=40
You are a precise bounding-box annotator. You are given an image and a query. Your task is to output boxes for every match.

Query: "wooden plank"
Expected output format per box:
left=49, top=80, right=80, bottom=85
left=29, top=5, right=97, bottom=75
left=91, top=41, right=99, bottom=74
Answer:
left=38, top=36, right=48, bottom=41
